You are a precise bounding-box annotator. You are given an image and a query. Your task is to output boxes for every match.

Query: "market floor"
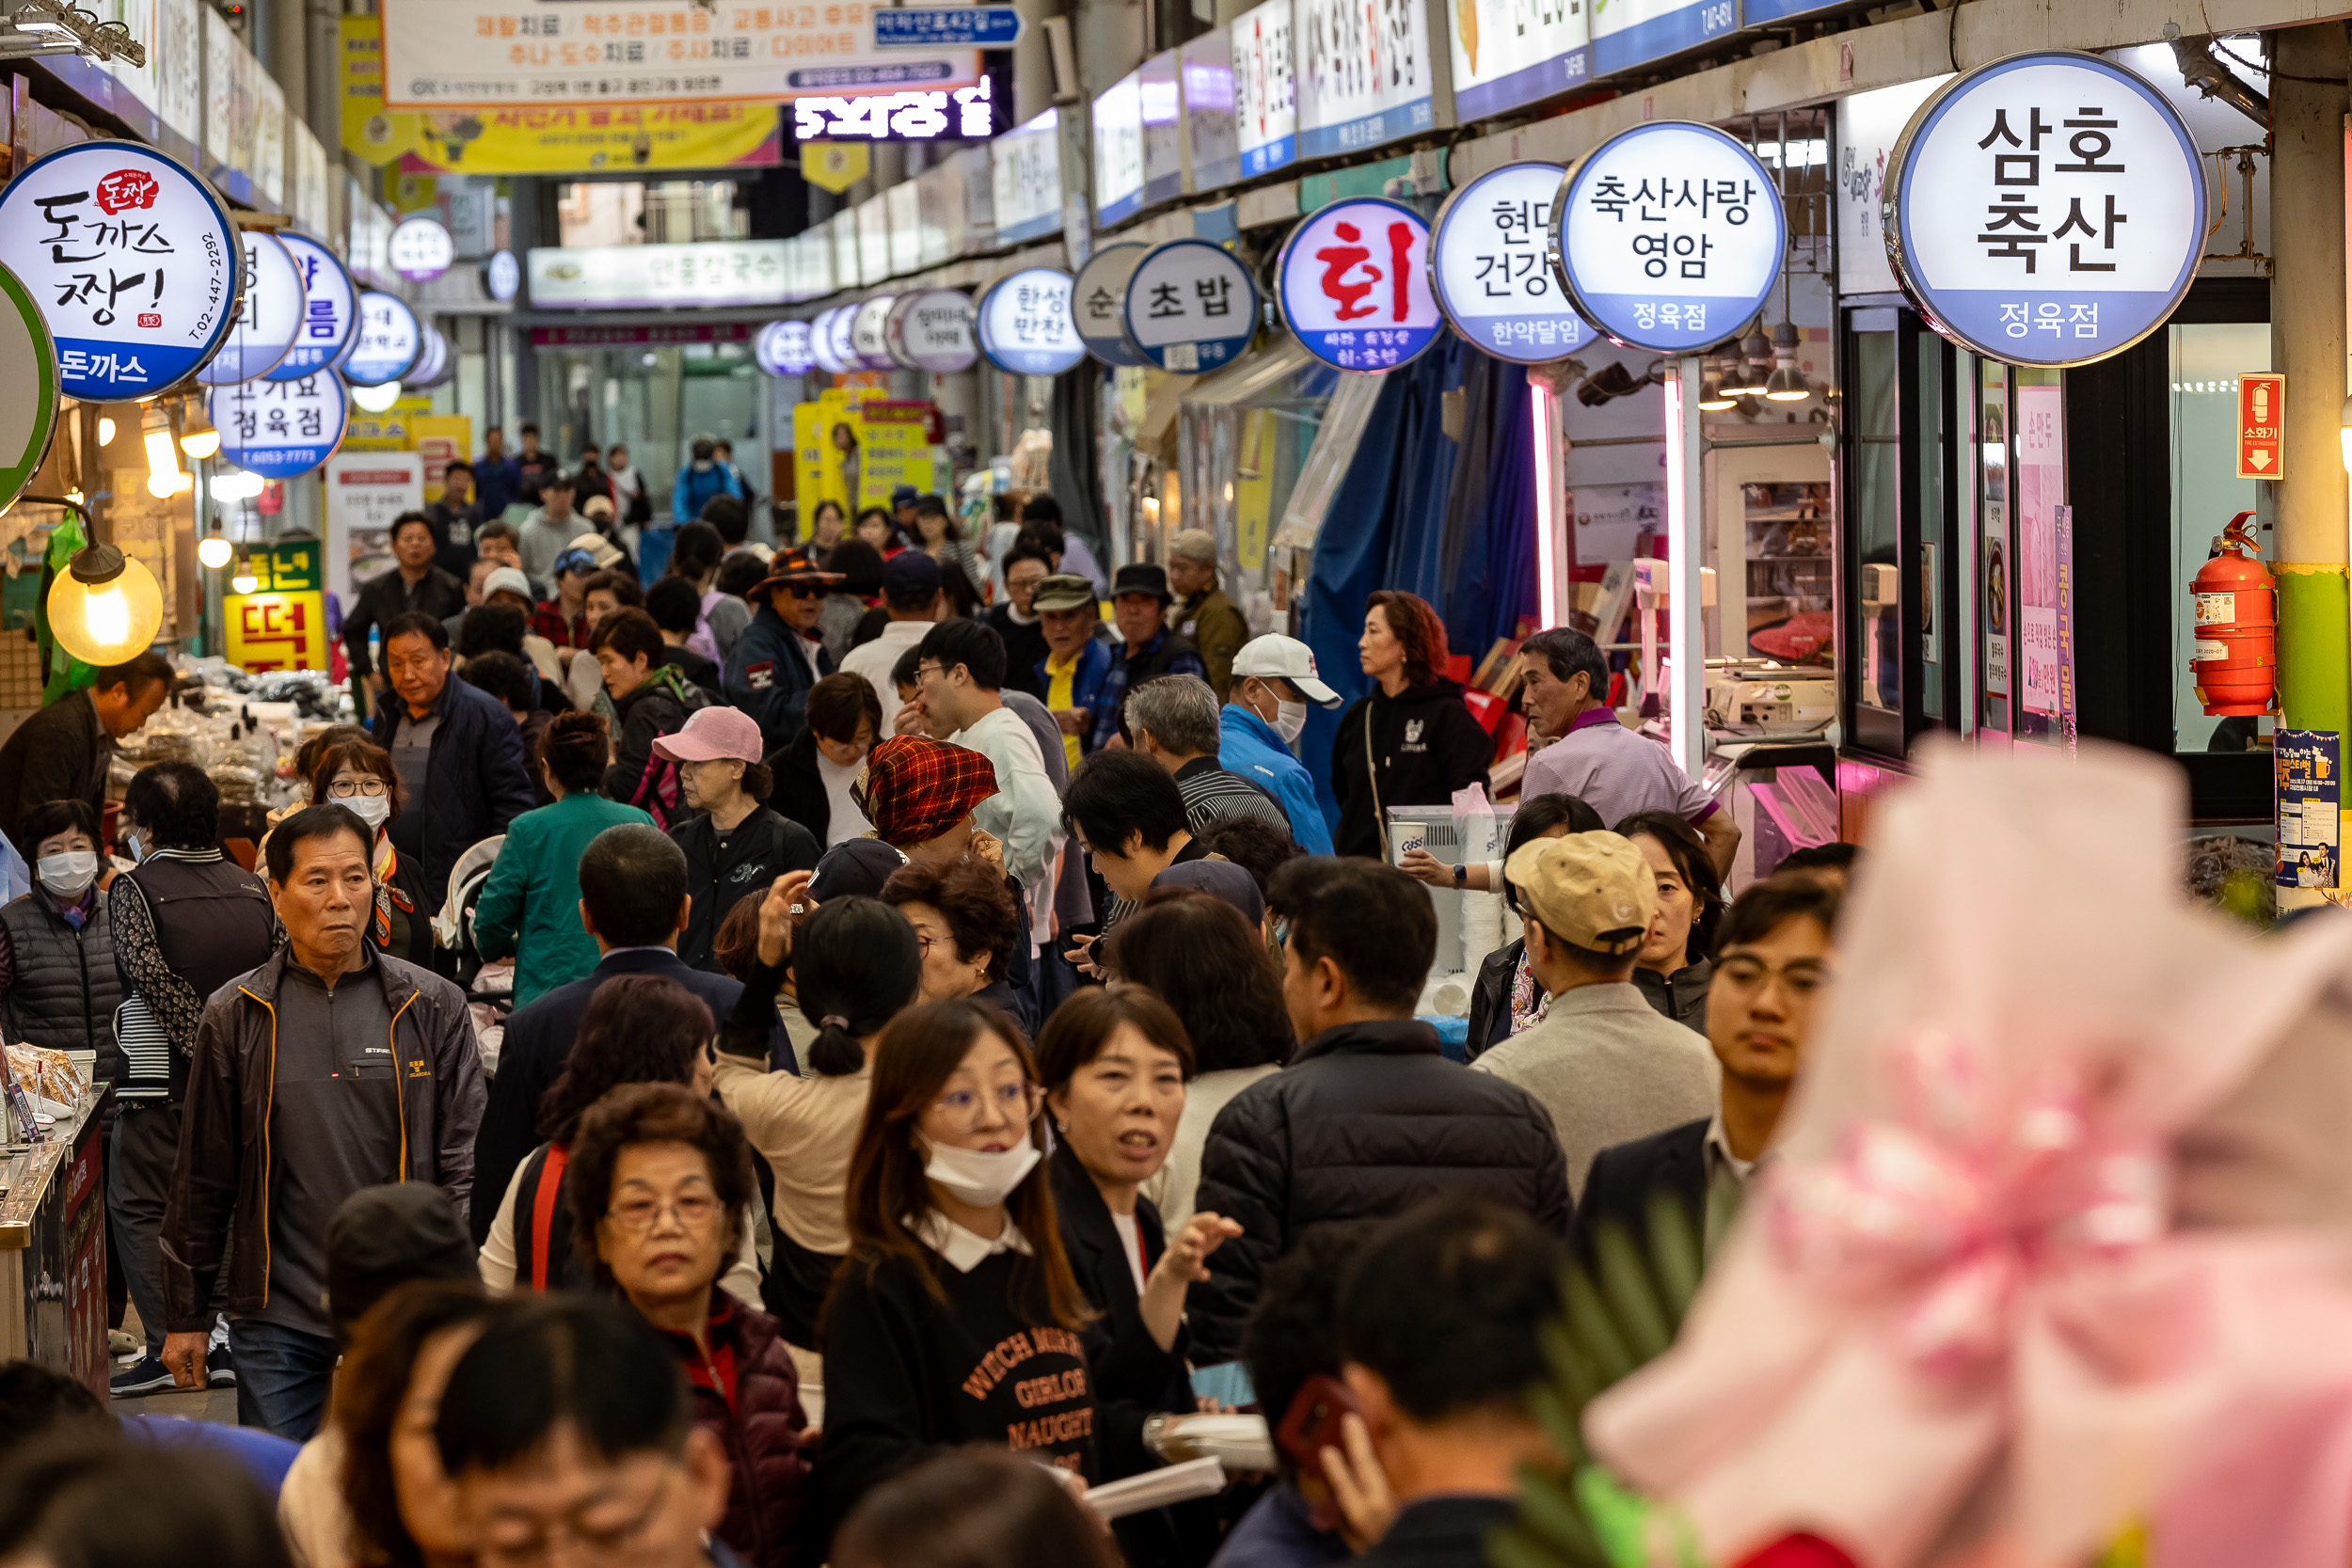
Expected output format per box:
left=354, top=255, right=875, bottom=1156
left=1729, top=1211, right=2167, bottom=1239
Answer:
left=114, top=1306, right=241, bottom=1425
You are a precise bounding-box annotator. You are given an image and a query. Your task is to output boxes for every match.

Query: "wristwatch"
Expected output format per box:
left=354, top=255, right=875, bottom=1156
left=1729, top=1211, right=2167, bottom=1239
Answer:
left=1453, top=863, right=1468, bottom=888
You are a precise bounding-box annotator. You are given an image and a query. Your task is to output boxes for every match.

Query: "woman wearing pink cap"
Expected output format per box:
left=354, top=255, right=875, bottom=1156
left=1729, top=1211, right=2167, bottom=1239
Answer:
left=659, top=705, right=821, bottom=974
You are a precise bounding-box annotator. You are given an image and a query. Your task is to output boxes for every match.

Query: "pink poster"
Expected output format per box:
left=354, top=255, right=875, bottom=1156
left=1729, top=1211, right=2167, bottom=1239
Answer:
left=2016, top=384, right=2064, bottom=718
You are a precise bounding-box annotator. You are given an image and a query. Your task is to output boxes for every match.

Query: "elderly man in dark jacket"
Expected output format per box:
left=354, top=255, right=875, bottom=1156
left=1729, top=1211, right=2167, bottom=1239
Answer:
left=369, top=610, right=537, bottom=915
left=1187, top=856, right=1571, bottom=1362
left=724, top=548, right=838, bottom=755
left=0, top=651, right=173, bottom=848
left=158, top=804, right=486, bottom=1440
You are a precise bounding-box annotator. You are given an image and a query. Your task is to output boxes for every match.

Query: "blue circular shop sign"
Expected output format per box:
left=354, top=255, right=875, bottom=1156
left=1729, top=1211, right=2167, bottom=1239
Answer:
left=1123, top=240, right=1257, bottom=374
left=209, top=369, right=349, bottom=479
left=756, top=320, right=815, bottom=377
left=344, top=291, right=421, bottom=388
left=976, top=267, right=1085, bottom=376
left=0, top=139, right=243, bottom=401
left=825, top=307, right=860, bottom=375
left=1430, top=162, right=1596, bottom=365
left=1887, top=50, right=2204, bottom=369
left=1547, top=121, right=1787, bottom=355
left=1277, top=198, right=1442, bottom=373
left=269, top=233, right=358, bottom=381
left=199, top=231, right=303, bottom=387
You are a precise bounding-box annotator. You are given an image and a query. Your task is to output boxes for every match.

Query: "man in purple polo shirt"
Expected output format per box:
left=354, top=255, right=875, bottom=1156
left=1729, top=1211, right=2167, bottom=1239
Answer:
left=1516, top=626, right=1740, bottom=875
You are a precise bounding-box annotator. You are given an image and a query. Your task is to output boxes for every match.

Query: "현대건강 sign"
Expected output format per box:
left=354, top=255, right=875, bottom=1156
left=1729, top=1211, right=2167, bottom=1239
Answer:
left=1278, top=198, right=1441, bottom=372
left=1431, top=162, right=1594, bottom=363
left=1123, top=240, right=1258, bottom=374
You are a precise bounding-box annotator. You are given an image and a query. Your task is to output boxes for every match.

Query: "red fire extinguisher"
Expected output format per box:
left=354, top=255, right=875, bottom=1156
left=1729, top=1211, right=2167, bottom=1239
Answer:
left=2190, top=512, right=2275, bottom=717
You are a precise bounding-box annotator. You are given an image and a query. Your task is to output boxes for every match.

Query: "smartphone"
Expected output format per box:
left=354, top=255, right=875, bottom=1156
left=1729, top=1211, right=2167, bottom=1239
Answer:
left=1275, top=1373, right=1360, bottom=1481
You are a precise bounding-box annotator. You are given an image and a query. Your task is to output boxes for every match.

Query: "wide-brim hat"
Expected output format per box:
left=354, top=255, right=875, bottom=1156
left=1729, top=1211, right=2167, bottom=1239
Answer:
left=752, top=546, right=844, bottom=596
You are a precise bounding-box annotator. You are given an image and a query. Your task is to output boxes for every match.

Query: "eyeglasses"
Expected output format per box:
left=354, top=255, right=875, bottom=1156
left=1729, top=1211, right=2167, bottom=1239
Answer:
left=1715, top=956, right=1828, bottom=997
left=604, top=1191, right=723, bottom=1234
left=476, top=1469, right=676, bottom=1566
left=914, top=662, right=947, bottom=682
left=930, top=1080, right=1042, bottom=1132
left=326, top=779, right=389, bottom=799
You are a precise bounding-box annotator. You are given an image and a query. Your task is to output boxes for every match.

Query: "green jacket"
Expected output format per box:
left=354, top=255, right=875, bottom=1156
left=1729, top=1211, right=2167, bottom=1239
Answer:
left=472, top=792, right=655, bottom=1007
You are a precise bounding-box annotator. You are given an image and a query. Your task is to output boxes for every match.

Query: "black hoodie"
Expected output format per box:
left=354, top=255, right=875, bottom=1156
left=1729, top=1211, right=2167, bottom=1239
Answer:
left=1330, top=677, right=1495, bottom=858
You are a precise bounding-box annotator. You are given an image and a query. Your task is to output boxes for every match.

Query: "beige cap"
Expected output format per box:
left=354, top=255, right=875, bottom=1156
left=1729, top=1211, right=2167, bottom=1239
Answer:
left=1169, top=527, right=1218, bottom=563
left=1504, top=832, right=1657, bottom=956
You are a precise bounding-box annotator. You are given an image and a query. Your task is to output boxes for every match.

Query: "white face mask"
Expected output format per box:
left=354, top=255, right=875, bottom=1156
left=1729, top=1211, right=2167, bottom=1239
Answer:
left=342, top=794, right=391, bottom=832
left=37, top=850, right=97, bottom=899
left=1275, top=699, right=1309, bottom=746
left=923, top=1139, right=1041, bottom=1208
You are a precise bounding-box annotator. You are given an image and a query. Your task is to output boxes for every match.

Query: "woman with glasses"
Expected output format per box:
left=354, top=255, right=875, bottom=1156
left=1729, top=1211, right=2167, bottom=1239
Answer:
left=878, top=856, right=1019, bottom=1012
left=820, top=996, right=1099, bottom=1524
left=568, top=1079, right=810, bottom=1568
left=297, top=736, right=432, bottom=966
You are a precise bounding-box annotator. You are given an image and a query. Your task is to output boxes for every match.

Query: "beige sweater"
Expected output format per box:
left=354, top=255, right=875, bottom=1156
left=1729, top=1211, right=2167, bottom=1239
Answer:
left=711, top=1047, right=872, bottom=1255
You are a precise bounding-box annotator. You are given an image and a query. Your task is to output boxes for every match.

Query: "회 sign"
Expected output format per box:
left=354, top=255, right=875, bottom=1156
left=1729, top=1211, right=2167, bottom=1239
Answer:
left=0, top=140, right=240, bottom=401
left=211, top=370, right=351, bottom=478
left=2237, top=372, right=2284, bottom=480
left=0, top=261, right=59, bottom=516
left=270, top=232, right=358, bottom=381
left=388, top=214, right=454, bottom=283
left=1547, top=120, right=1787, bottom=355
left=1886, top=50, right=2204, bottom=369
left=886, top=290, right=977, bottom=373
left=344, top=291, right=421, bottom=387
left=976, top=267, right=1084, bottom=376
left=1431, top=162, right=1595, bottom=364
left=1073, top=244, right=1149, bottom=367
left=1277, top=198, right=1441, bottom=372
left=1123, top=240, right=1257, bottom=374
left=199, top=231, right=304, bottom=387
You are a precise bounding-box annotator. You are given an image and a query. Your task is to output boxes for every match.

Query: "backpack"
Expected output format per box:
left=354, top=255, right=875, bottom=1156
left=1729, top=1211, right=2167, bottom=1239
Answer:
left=623, top=665, right=714, bottom=829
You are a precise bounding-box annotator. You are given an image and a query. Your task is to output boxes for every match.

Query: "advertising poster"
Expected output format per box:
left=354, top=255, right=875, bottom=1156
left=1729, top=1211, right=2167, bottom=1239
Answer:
left=2015, top=383, right=2063, bottom=718
left=2277, top=729, right=2341, bottom=890
left=791, top=386, right=889, bottom=519
left=224, top=539, right=329, bottom=673
left=326, top=451, right=425, bottom=607
left=411, top=415, right=473, bottom=502
left=852, top=402, right=938, bottom=508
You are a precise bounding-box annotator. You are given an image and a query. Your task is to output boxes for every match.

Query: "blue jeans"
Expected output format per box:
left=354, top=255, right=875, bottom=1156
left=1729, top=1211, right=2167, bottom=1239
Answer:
left=228, top=1319, right=339, bottom=1440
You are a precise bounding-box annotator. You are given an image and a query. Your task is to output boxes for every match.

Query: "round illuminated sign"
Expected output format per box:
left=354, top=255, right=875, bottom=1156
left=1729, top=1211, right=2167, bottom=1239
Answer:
left=196, top=231, right=302, bottom=387
left=389, top=214, right=454, bottom=284
left=0, top=139, right=242, bottom=401
left=483, top=249, right=521, bottom=302
left=886, top=290, right=977, bottom=373
left=268, top=232, right=358, bottom=382
left=1887, top=50, right=2204, bottom=368
left=345, top=291, right=421, bottom=387
left=825, top=307, right=859, bottom=374
left=850, top=295, right=898, bottom=370
left=756, top=320, right=815, bottom=376
left=0, top=261, right=59, bottom=515
left=975, top=268, right=1084, bottom=376
left=808, top=308, right=850, bottom=375
left=1073, top=244, right=1149, bottom=367
left=1547, top=120, right=1788, bottom=354
left=1122, top=240, right=1257, bottom=374
left=1430, top=162, right=1596, bottom=364
left=209, top=369, right=349, bottom=478
left=1277, top=198, right=1441, bottom=372
left=407, top=324, right=453, bottom=389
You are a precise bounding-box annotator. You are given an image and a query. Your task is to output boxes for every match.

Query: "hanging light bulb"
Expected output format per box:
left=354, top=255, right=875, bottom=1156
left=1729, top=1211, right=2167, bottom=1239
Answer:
left=96, top=416, right=116, bottom=448
left=142, top=405, right=184, bottom=499
left=1697, top=378, right=1735, bottom=412
left=180, top=404, right=220, bottom=460
left=47, top=542, right=164, bottom=665
left=351, top=379, right=403, bottom=414
left=1763, top=321, right=1809, bottom=402
left=230, top=568, right=260, bottom=594
left=1722, top=326, right=1772, bottom=397
left=197, top=532, right=232, bottom=570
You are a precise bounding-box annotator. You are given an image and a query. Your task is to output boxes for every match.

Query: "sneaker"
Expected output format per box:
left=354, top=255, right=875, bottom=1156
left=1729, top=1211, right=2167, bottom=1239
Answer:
left=109, top=1355, right=174, bottom=1398
left=205, top=1343, right=236, bottom=1388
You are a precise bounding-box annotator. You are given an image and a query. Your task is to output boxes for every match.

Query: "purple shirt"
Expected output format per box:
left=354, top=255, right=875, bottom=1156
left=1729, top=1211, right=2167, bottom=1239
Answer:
left=1518, top=707, right=1717, bottom=831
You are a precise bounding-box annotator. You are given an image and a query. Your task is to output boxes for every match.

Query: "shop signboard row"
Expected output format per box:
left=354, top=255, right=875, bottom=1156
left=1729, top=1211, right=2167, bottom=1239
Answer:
left=787, top=292, right=978, bottom=375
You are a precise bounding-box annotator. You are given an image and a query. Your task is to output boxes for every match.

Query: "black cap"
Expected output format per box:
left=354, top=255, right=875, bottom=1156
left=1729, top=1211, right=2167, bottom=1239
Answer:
left=1112, top=562, right=1172, bottom=603
left=809, top=838, right=909, bottom=903
left=325, top=1183, right=478, bottom=1337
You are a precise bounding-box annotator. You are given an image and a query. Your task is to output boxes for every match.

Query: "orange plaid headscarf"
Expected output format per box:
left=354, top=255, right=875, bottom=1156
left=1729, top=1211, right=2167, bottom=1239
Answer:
left=852, top=735, right=998, bottom=848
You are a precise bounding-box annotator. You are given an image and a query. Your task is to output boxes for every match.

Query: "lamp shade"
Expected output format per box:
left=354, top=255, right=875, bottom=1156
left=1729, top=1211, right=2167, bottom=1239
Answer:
left=48, top=545, right=162, bottom=666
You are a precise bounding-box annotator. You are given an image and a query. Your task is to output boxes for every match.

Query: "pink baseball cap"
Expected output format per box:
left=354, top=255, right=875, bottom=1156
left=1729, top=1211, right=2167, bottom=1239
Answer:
left=652, top=706, right=765, bottom=766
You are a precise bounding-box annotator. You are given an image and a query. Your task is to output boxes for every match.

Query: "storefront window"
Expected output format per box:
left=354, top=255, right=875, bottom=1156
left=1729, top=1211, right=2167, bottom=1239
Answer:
left=2169, top=322, right=2272, bottom=754
left=1978, top=358, right=2009, bottom=735
left=1847, top=316, right=1900, bottom=727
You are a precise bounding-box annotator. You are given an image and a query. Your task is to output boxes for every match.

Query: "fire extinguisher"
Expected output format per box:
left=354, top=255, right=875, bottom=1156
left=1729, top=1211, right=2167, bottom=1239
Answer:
left=2190, top=511, right=2275, bottom=717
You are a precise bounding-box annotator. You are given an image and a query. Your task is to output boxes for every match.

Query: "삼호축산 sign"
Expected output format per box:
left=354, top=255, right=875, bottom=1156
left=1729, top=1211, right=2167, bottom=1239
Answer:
left=1885, top=50, right=2205, bottom=369
left=1431, top=161, right=1595, bottom=365
left=1546, top=120, right=1787, bottom=356
left=270, top=232, right=359, bottom=381
left=976, top=267, right=1084, bottom=376
left=0, top=140, right=241, bottom=402
left=210, top=371, right=352, bottom=479
left=1123, top=240, right=1257, bottom=374
left=1277, top=198, right=1441, bottom=372
left=199, top=231, right=305, bottom=388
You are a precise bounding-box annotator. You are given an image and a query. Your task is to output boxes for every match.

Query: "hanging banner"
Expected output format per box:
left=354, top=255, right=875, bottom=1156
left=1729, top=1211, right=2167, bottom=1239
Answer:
left=211, top=370, right=351, bottom=478
left=0, top=140, right=241, bottom=402
left=1294, top=0, right=1435, bottom=160
left=199, top=232, right=303, bottom=388
left=1431, top=161, right=1595, bottom=364
left=850, top=295, right=898, bottom=370
left=345, top=292, right=422, bottom=387
left=756, top=319, right=815, bottom=376
left=1233, top=0, right=1295, bottom=179
left=1094, top=71, right=1146, bottom=226
left=886, top=290, right=977, bottom=372
left=1447, top=0, right=1589, bottom=122
left=975, top=267, right=1084, bottom=376
left=1547, top=120, right=1787, bottom=355
left=1278, top=198, right=1441, bottom=372
left=1073, top=244, right=1150, bottom=367
left=1886, top=50, right=2205, bottom=369
left=1123, top=240, right=1258, bottom=374
left=224, top=539, right=329, bottom=673
left=269, top=232, right=360, bottom=381
left=0, top=262, right=58, bottom=517
left=389, top=214, right=454, bottom=282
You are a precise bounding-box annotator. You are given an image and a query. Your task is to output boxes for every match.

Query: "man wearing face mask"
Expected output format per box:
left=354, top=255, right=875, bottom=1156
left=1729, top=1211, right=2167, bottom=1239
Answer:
left=1220, top=635, right=1342, bottom=857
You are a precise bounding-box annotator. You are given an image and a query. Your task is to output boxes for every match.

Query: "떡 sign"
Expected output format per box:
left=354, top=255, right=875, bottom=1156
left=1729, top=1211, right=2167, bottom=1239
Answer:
left=1447, top=0, right=1589, bottom=122
left=1547, top=120, right=1787, bottom=354
left=2277, top=728, right=2341, bottom=890
left=1124, top=240, right=1258, bottom=374
left=345, top=292, right=421, bottom=387
left=199, top=231, right=304, bottom=387
left=1073, top=244, right=1150, bottom=367
left=886, top=290, right=977, bottom=373
left=756, top=319, right=815, bottom=377
left=975, top=267, right=1084, bottom=376
left=224, top=539, right=329, bottom=673
left=388, top=214, right=454, bottom=283
left=0, top=140, right=241, bottom=402
left=210, top=371, right=351, bottom=478
left=1278, top=198, right=1441, bottom=372
left=2237, top=372, right=2284, bottom=480
left=1294, top=0, right=1435, bottom=160
left=1232, top=0, right=1295, bottom=179
left=1886, top=50, right=2204, bottom=369
left=1430, top=161, right=1595, bottom=364
left=0, top=262, right=58, bottom=516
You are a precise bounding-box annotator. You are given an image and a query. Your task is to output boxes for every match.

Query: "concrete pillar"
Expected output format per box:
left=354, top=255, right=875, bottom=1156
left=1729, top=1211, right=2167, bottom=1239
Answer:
left=2271, top=24, right=2351, bottom=742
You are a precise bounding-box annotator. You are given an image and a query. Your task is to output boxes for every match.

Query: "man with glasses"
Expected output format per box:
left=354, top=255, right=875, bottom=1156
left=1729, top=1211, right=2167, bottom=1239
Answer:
left=725, top=547, right=842, bottom=755
left=1572, top=873, right=1840, bottom=1269
left=984, top=543, right=1054, bottom=701
left=911, top=619, right=1058, bottom=894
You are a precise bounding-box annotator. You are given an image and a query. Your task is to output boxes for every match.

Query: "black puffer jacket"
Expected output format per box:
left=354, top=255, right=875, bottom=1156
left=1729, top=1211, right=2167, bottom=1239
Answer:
left=1330, top=679, right=1494, bottom=858
left=1186, top=1018, right=1571, bottom=1361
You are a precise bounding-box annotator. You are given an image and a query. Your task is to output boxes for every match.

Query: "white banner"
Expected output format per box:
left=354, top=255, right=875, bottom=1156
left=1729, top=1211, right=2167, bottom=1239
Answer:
left=528, top=240, right=790, bottom=309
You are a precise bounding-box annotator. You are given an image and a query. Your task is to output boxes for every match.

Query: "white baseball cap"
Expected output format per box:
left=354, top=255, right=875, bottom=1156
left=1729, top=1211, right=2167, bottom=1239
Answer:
left=1232, top=634, right=1341, bottom=707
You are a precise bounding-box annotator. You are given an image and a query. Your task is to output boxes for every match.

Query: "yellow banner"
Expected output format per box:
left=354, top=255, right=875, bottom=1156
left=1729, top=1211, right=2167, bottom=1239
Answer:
left=341, top=15, right=780, bottom=173
left=411, top=415, right=472, bottom=503
left=226, top=593, right=328, bottom=673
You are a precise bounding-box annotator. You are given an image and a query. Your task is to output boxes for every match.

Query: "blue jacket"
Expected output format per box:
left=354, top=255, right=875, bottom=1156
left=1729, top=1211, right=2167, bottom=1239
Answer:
left=1034, top=637, right=1116, bottom=756
left=1220, top=705, right=1334, bottom=855
left=725, top=603, right=832, bottom=754
left=673, top=461, right=743, bottom=524
left=474, top=454, right=523, bottom=520
left=371, top=673, right=537, bottom=911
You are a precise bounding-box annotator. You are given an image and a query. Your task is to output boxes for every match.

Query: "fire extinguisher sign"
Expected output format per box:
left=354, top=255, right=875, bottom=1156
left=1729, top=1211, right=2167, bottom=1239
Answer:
left=2276, top=729, right=2340, bottom=890
left=2237, top=372, right=2285, bottom=480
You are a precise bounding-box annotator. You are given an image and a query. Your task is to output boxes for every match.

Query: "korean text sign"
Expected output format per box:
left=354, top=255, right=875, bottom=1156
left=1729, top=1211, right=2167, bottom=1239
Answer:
left=976, top=267, right=1084, bottom=376
left=887, top=290, right=976, bottom=372
left=1430, top=161, right=1594, bottom=364
left=1232, top=0, right=1295, bottom=179
left=1123, top=241, right=1257, bottom=374
left=269, top=234, right=357, bottom=382
left=211, top=372, right=351, bottom=479
left=0, top=141, right=240, bottom=402
left=345, top=292, right=421, bottom=386
left=2277, top=729, right=2341, bottom=890
left=224, top=541, right=328, bottom=673
left=1547, top=120, right=1785, bottom=355
left=1279, top=198, right=1440, bottom=372
left=1073, top=245, right=1148, bottom=367
left=1294, top=0, right=1434, bottom=160
left=755, top=319, right=814, bottom=376
left=1447, top=0, right=1588, bottom=122
left=1887, top=52, right=2203, bottom=368
left=199, top=232, right=303, bottom=387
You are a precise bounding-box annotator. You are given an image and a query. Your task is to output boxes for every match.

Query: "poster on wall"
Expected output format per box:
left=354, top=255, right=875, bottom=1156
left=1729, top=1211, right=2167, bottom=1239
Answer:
left=2278, top=729, right=2341, bottom=889
left=1233, top=0, right=1295, bottom=178
left=2015, top=381, right=2063, bottom=719
left=1446, top=0, right=1587, bottom=122
left=326, top=450, right=423, bottom=606
left=1295, top=0, right=1435, bottom=159
left=154, top=0, right=202, bottom=146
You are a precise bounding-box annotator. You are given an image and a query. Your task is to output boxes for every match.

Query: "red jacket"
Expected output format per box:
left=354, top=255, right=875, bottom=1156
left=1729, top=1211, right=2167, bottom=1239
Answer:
left=655, top=1300, right=811, bottom=1568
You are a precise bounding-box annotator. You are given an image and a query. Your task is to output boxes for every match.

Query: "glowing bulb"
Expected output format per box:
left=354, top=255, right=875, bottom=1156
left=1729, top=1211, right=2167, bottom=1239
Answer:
left=82, top=582, right=128, bottom=646
left=351, top=380, right=403, bottom=413
left=198, top=534, right=231, bottom=569
left=97, top=417, right=115, bottom=447
left=230, top=572, right=259, bottom=594
left=144, top=428, right=183, bottom=496
left=181, top=428, right=220, bottom=460
left=147, top=471, right=177, bottom=498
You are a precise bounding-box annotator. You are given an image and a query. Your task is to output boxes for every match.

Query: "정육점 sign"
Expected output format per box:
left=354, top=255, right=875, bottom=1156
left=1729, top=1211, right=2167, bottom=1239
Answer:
left=1073, top=244, right=1149, bottom=367
left=975, top=267, right=1083, bottom=376
left=1886, top=51, right=2205, bottom=369
left=1430, top=162, right=1594, bottom=364
left=199, top=231, right=304, bottom=387
left=886, top=290, right=977, bottom=373
left=1547, top=120, right=1787, bottom=355
left=210, top=370, right=352, bottom=478
left=345, top=291, right=422, bottom=387
left=1277, top=198, right=1441, bottom=372
left=755, top=320, right=815, bottom=377
left=0, top=140, right=241, bottom=402
left=1124, top=241, right=1258, bottom=374
left=270, top=232, right=359, bottom=381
